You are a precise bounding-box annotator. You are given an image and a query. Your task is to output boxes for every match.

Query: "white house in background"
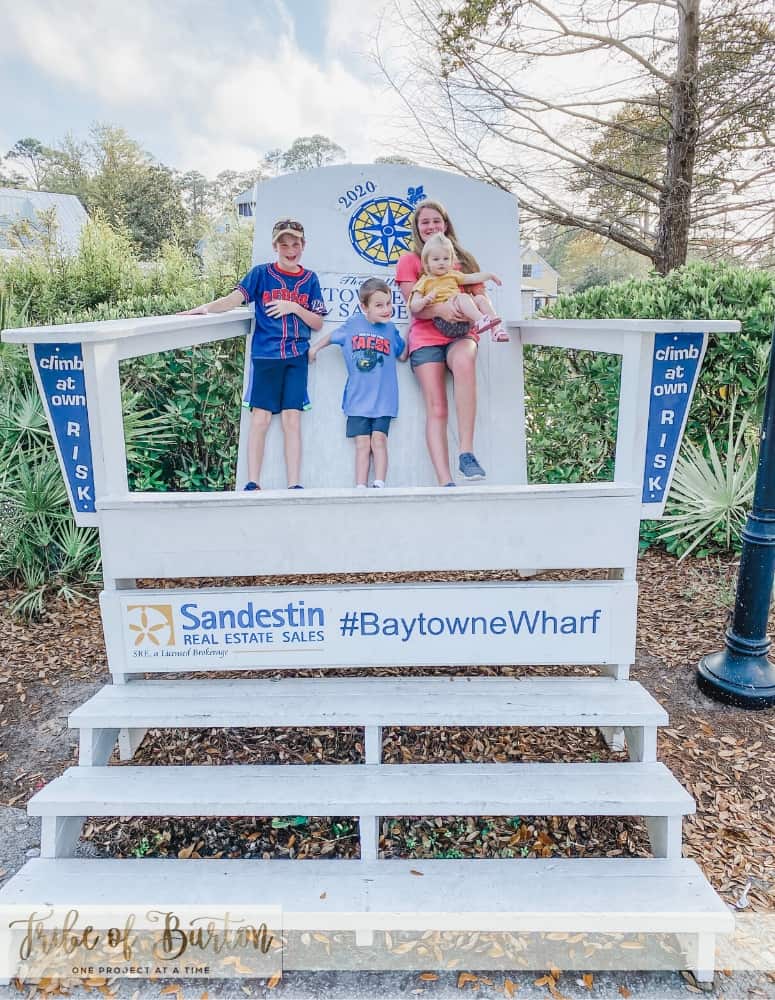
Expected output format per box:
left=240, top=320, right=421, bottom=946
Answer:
left=234, top=186, right=256, bottom=218
left=0, top=189, right=88, bottom=259
left=520, top=246, right=560, bottom=317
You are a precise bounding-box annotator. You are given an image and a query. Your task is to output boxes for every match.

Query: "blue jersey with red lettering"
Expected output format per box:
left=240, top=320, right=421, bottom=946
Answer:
left=330, top=314, right=406, bottom=418
left=237, top=263, right=327, bottom=359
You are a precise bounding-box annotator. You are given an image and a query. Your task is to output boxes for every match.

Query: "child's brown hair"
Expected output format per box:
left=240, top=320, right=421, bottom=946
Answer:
left=358, top=277, right=391, bottom=306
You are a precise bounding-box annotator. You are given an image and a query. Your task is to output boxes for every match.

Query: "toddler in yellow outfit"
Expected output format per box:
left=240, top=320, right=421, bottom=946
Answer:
left=409, top=233, right=508, bottom=341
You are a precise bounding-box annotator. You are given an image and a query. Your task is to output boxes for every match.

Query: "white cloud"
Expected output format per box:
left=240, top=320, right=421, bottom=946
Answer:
left=0, top=0, right=405, bottom=174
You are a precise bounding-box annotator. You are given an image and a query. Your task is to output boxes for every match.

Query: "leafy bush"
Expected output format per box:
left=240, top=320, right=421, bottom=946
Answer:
left=0, top=217, right=244, bottom=613
left=540, top=261, right=775, bottom=553
left=545, top=261, right=775, bottom=444
left=524, top=347, right=620, bottom=483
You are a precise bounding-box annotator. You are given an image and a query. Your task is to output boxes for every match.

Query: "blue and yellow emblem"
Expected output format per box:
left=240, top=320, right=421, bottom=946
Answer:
left=348, top=196, right=414, bottom=267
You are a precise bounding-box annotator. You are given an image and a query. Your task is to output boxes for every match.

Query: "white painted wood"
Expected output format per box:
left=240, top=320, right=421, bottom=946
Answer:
left=69, top=677, right=668, bottom=730
left=599, top=663, right=630, bottom=680
left=2, top=316, right=739, bottom=347
left=625, top=725, right=657, bottom=763
left=1, top=310, right=252, bottom=352
left=364, top=726, right=383, bottom=763
left=117, top=727, right=147, bottom=761
left=600, top=726, right=626, bottom=752
left=40, top=815, right=85, bottom=859
left=518, top=320, right=740, bottom=337
left=78, top=727, right=118, bottom=766
left=358, top=813, right=379, bottom=863
left=0, top=857, right=734, bottom=935
left=97, top=486, right=641, bottom=584
left=81, top=341, right=127, bottom=497
left=101, top=580, right=637, bottom=675
left=692, top=933, right=717, bottom=984
left=646, top=814, right=683, bottom=859
left=28, top=762, right=694, bottom=821
left=615, top=333, right=654, bottom=487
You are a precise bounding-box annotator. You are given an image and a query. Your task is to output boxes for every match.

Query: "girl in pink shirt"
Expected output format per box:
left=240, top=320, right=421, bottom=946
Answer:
left=395, top=199, right=508, bottom=485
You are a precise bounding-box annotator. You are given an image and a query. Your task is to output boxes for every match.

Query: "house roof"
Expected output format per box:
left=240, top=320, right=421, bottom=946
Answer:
left=520, top=246, right=560, bottom=276
left=0, top=188, right=88, bottom=254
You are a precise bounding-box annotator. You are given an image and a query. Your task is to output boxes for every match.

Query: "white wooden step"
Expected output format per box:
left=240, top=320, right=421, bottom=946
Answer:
left=29, top=762, right=693, bottom=819
left=0, top=858, right=733, bottom=980
left=97, top=483, right=641, bottom=579
left=69, top=677, right=668, bottom=730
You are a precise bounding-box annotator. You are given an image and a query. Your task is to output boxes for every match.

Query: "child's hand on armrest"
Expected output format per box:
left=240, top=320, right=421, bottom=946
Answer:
left=178, top=305, right=210, bottom=316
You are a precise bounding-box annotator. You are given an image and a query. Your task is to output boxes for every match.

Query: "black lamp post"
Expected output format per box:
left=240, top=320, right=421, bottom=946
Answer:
left=697, top=322, right=775, bottom=708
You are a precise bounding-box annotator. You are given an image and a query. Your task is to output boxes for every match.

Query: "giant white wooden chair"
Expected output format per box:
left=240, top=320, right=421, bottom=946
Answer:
left=0, top=165, right=738, bottom=983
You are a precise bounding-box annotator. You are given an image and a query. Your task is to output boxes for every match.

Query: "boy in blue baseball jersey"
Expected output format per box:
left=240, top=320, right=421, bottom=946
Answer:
left=181, top=219, right=326, bottom=489
left=309, top=278, right=407, bottom=488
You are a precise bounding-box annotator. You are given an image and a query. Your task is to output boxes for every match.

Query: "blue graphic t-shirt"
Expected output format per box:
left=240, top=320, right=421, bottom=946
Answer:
left=330, top=315, right=406, bottom=418
left=237, top=263, right=327, bottom=360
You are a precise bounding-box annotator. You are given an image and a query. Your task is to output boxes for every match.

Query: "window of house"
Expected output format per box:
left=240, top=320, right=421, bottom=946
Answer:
left=522, top=263, right=532, bottom=278
left=238, top=203, right=253, bottom=217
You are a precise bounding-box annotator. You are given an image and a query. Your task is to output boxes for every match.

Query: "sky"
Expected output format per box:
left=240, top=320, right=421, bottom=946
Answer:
left=1, top=0, right=405, bottom=178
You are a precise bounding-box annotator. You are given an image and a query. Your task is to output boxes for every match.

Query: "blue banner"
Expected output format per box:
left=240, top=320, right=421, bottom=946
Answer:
left=642, top=332, right=704, bottom=505
left=34, top=343, right=96, bottom=514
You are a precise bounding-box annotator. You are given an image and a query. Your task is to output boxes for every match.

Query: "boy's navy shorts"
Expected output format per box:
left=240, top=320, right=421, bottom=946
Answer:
left=249, top=354, right=308, bottom=413
left=346, top=416, right=392, bottom=438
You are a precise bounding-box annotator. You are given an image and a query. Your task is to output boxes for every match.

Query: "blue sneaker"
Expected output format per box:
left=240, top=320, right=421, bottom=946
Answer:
left=289, top=484, right=304, bottom=489
left=444, top=481, right=457, bottom=487
left=458, top=452, right=486, bottom=480
left=243, top=481, right=260, bottom=491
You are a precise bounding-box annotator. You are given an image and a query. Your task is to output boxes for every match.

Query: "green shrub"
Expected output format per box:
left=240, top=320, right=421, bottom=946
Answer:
left=540, top=262, right=775, bottom=553
left=545, top=261, right=775, bottom=444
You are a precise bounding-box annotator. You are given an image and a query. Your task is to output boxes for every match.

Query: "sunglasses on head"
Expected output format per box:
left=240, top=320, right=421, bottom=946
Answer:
left=274, top=220, right=304, bottom=232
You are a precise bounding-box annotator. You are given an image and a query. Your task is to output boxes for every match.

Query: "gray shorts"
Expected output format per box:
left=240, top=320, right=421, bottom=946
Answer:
left=409, top=338, right=476, bottom=369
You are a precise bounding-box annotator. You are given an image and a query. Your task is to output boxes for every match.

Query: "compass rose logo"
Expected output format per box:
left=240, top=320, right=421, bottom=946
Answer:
left=348, top=196, right=414, bottom=267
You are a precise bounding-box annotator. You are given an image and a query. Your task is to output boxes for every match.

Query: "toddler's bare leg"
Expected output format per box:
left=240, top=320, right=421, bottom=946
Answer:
left=354, top=435, right=371, bottom=486
left=450, top=294, right=483, bottom=324
left=472, top=293, right=509, bottom=341
left=371, top=431, right=388, bottom=483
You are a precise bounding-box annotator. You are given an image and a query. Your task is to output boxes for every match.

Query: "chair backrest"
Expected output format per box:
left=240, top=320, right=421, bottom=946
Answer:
left=236, top=165, right=526, bottom=489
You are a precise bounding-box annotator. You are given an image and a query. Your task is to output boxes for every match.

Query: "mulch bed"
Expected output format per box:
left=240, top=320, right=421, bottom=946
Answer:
left=0, top=550, right=773, bottom=912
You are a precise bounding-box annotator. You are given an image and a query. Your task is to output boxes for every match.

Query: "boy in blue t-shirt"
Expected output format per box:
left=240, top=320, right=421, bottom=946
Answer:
left=181, top=218, right=326, bottom=489
left=309, top=278, right=407, bottom=488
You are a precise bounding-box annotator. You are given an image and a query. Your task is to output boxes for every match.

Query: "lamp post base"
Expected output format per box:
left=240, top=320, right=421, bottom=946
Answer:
left=697, top=650, right=775, bottom=709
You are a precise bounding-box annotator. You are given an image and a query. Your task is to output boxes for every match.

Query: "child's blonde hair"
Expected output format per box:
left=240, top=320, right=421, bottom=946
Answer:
left=420, top=232, right=456, bottom=271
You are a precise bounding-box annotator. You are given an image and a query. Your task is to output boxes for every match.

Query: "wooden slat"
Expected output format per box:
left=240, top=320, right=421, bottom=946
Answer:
left=69, top=677, right=668, bottom=730
left=99, top=486, right=641, bottom=581
left=28, top=762, right=694, bottom=818
left=0, top=858, right=733, bottom=934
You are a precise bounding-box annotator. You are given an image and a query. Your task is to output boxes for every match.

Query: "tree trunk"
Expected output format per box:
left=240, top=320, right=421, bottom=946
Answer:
left=654, top=0, right=701, bottom=275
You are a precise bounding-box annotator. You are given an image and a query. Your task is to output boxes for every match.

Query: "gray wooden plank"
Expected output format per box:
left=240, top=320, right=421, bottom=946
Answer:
left=0, top=858, right=732, bottom=933
left=27, top=762, right=694, bottom=818
left=69, top=678, right=668, bottom=729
